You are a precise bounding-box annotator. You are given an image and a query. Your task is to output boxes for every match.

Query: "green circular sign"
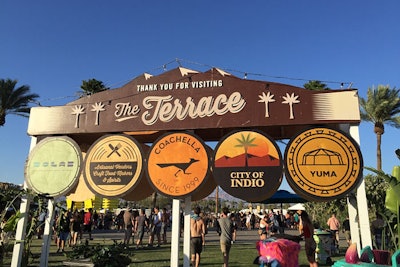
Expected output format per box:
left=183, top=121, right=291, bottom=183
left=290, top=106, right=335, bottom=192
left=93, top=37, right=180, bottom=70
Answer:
left=25, top=136, right=83, bottom=197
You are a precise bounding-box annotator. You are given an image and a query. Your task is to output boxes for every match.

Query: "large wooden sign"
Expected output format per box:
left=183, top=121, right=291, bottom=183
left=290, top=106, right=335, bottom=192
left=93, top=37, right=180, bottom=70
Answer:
left=284, top=127, right=363, bottom=201
left=25, top=67, right=363, bottom=202
left=27, top=67, right=360, bottom=143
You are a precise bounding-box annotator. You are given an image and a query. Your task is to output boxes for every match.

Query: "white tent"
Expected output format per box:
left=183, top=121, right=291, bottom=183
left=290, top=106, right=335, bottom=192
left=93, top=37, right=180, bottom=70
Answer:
left=288, top=203, right=305, bottom=211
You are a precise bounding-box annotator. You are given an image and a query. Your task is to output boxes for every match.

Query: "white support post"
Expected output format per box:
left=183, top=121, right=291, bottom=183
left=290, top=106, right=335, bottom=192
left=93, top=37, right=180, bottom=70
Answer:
left=347, top=194, right=361, bottom=250
left=11, top=137, right=37, bottom=267
left=183, top=197, right=191, bottom=267
left=10, top=183, right=31, bottom=267
left=170, top=199, right=181, bottom=267
left=349, top=125, right=372, bottom=249
left=355, top=178, right=372, bottom=248
left=39, top=198, right=55, bottom=267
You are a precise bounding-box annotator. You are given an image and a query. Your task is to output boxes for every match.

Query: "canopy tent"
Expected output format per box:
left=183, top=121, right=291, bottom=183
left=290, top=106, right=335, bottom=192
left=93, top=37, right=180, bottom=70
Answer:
left=288, top=203, right=306, bottom=211
left=260, top=190, right=307, bottom=204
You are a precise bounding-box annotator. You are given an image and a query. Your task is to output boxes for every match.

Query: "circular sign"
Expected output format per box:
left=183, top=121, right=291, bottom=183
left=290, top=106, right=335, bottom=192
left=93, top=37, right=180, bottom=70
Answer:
left=84, top=134, right=144, bottom=197
left=213, top=130, right=283, bottom=202
left=25, top=136, right=82, bottom=197
left=284, top=127, right=363, bottom=201
left=146, top=131, right=210, bottom=198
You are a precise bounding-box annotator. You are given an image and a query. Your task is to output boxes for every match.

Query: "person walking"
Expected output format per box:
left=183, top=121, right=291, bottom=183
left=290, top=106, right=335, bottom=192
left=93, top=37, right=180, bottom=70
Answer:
left=56, top=210, right=70, bottom=253
left=300, top=211, right=318, bottom=267
left=135, top=208, right=148, bottom=249
left=218, top=207, right=233, bottom=267
left=161, top=207, right=170, bottom=244
left=190, top=207, right=206, bottom=267
left=371, top=213, right=385, bottom=249
left=83, top=208, right=93, bottom=240
left=69, top=210, right=81, bottom=246
left=123, top=208, right=134, bottom=248
left=327, top=213, right=340, bottom=247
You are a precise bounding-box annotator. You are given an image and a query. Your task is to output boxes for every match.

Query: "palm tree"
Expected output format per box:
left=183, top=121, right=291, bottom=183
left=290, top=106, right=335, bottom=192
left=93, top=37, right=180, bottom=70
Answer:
left=234, top=133, right=257, bottom=167
left=359, top=85, right=400, bottom=170
left=0, top=79, right=39, bottom=126
left=303, top=80, right=330, bottom=90
left=79, top=78, right=109, bottom=97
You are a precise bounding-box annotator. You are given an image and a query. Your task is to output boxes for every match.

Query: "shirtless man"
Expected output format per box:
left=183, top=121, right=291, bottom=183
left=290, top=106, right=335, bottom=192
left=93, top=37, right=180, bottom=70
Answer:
left=190, top=207, right=206, bottom=267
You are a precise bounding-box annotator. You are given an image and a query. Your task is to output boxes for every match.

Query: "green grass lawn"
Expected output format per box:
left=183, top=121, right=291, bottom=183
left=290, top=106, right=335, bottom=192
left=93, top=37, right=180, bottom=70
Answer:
left=2, top=236, right=345, bottom=267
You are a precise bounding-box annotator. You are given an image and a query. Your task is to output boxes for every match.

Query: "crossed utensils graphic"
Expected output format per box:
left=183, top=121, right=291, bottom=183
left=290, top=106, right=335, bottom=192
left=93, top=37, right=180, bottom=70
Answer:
left=107, top=143, right=121, bottom=158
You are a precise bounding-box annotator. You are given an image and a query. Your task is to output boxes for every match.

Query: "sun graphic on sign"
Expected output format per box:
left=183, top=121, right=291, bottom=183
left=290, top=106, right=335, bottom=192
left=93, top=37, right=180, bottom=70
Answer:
left=215, top=131, right=278, bottom=160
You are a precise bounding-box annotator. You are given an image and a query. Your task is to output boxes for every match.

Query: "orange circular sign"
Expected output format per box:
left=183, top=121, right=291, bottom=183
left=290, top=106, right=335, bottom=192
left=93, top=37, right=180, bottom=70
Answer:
left=84, top=134, right=144, bottom=197
left=146, top=132, right=210, bottom=198
left=284, top=127, right=363, bottom=201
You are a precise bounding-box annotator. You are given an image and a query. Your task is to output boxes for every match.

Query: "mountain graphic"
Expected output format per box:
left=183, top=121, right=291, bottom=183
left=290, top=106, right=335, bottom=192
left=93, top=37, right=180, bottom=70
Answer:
left=214, top=153, right=280, bottom=167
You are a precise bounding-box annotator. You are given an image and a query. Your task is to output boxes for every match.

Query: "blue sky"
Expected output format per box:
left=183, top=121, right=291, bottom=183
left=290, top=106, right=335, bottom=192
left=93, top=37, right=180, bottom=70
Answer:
left=1, top=1, right=399, bottom=191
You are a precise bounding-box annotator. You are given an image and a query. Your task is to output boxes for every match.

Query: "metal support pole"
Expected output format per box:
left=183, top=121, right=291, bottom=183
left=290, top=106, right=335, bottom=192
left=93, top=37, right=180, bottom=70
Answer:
left=11, top=137, right=37, bottom=267
left=170, top=199, right=180, bottom=267
left=183, top=197, right=191, bottom=267
left=10, top=183, right=31, bottom=267
left=39, top=198, right=55, bottom=266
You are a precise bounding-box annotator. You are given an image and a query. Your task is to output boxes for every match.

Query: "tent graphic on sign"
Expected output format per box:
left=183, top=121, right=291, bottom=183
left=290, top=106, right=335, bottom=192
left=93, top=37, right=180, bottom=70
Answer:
left=301, top=148, right=344, bottom=165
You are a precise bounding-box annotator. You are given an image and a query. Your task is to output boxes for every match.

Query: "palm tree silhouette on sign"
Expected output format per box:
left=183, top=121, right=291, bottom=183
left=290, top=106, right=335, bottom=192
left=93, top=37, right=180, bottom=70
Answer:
left=258, top=91, right=275, bottom=118
left=91, top=102, right=106, bottom=125
left=157, top=158, right=199, bottom=177
left=234, top=133, right=257, bottom=167
left=71, top=105, right=86, bottom=128
left=282, top=93, right=300, bottom=119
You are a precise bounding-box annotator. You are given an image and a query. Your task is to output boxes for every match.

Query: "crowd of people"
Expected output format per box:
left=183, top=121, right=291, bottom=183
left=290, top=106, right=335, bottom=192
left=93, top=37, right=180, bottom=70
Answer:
left=27, top=204, right=391, bottom=266
left=49, top=206, right=172, bottom=252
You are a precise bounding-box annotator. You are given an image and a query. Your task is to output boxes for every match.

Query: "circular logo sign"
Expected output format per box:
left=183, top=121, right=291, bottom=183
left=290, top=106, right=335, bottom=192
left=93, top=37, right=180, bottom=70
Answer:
left=84, top=134, right=144, bottom=197
left=25, top=136, right=82, bottom=198
left=284, top=127, right=363, bottom=201
left=213, top=130, right=283, bottom=202
left=146, top=132, right=210, bottom=198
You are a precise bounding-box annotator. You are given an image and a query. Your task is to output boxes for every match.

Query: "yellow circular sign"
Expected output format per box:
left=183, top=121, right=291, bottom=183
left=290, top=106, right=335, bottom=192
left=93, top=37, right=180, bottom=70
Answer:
left=284, top=127, right=363, bottom=201
left=84, top=134, right=144, bottom=197
left=146, top=132, right=210, bottom=198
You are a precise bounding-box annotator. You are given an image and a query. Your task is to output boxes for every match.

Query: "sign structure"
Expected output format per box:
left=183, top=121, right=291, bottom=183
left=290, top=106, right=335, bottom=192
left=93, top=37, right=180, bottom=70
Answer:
left=146, top=131, right=210, bottom=198
left=25, top=67, right=362, bottom=202
left=83, top=134, right=144, bottom=197
left=213, top=130, right=283, bottom=202
left=27, top=67, right=360, bottom=143
left=25, top=136, right=82, bottom=198
left=284, top=127, right=363, bottom=201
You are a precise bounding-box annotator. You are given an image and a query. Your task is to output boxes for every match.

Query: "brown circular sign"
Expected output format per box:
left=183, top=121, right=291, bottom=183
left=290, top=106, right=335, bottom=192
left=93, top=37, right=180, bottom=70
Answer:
left=25, top=136, right=82, bottom=198
left=83, top=134, right=144, bottom=197
left=212, top=130, right=283, bottom=202
left=146, top=131, right=210, bottom=198
left=284, top=127, right=363, bottom=201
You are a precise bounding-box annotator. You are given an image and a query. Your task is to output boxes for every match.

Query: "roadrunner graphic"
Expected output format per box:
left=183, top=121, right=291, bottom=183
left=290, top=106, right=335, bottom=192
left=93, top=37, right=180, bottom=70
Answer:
left=157, top=158, right=199, bottom=177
